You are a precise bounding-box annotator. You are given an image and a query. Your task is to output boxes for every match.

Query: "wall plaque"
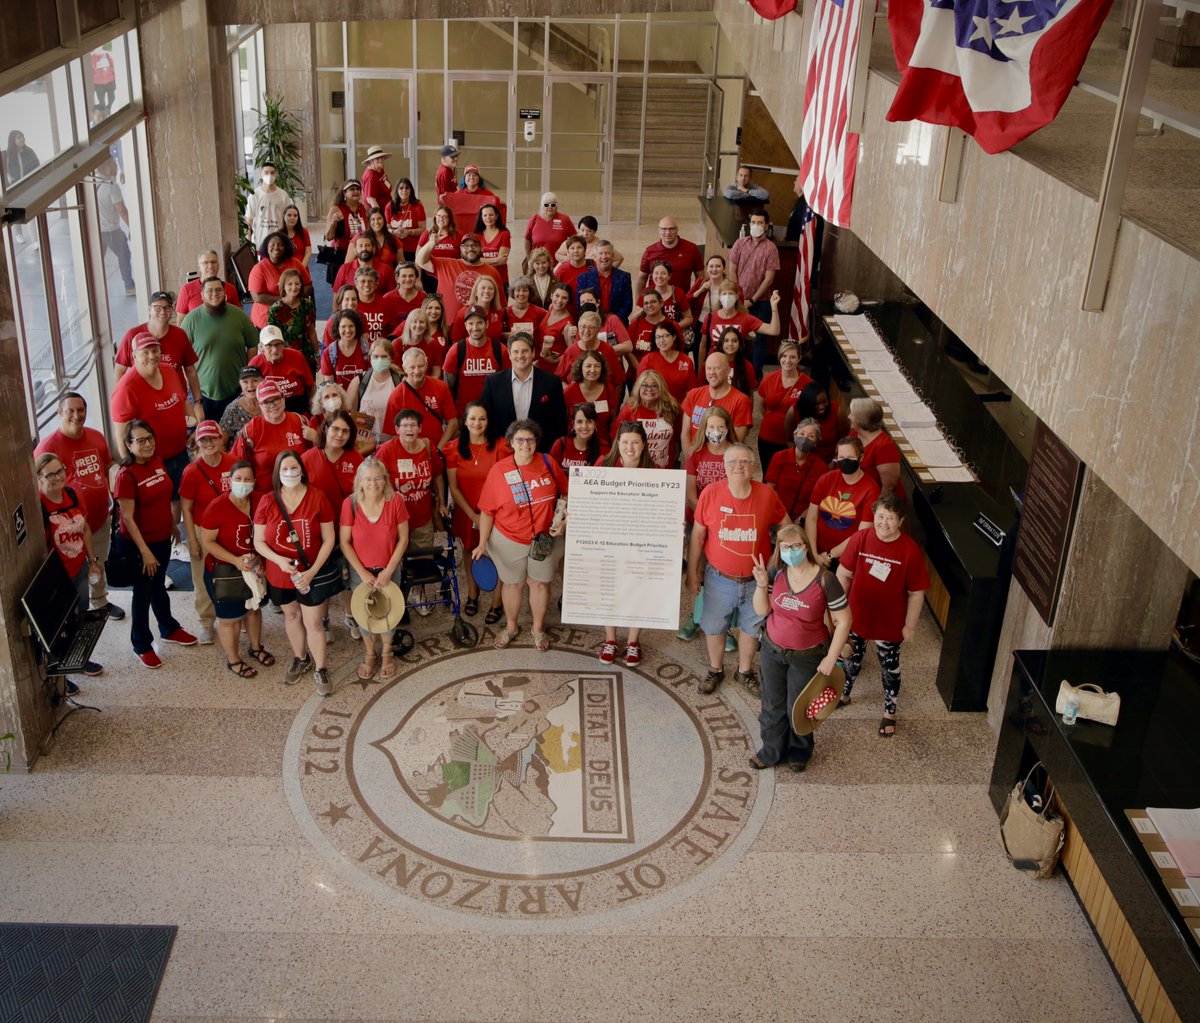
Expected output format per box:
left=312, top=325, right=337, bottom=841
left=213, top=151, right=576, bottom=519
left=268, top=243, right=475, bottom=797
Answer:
left=1012, top=420, right=1084, bottom=626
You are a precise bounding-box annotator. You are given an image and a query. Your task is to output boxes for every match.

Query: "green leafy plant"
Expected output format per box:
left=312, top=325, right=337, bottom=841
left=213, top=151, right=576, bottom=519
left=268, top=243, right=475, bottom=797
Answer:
left=252, top=93, right=305, bottom=201
left=234, top=173, right=254, bottom=246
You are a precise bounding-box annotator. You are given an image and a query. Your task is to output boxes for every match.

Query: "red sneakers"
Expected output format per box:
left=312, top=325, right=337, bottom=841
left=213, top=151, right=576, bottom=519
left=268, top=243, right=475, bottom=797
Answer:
left=598, top=641, right=618, bottom=664
left=625, top=642, right=642, bottom=666
left=137, top=650, right=163, bottom=669
left=161, top=628, right=198, bottom=646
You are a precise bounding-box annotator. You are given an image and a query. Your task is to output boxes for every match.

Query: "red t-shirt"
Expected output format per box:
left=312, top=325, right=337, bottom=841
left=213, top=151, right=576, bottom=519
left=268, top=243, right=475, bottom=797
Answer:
left=524, top=213, right=576, bottom=254
left=41, top=490, right=89, bottom=578
left=681, top=385, right=753, bottom=435
left=383, top=377, right=457, bottom=447
left=535, top=314, right=575, bottom=372
left=449, top=306, right=507, bottom=344
left=110, top=366, right=190, bottom=458
left=556, top=341, right=623, bottom=388
left=765, top=569, right=848, bottom=651
left=232, top=413, right=309, bottom=493
left=808, top=470, right=881, bottom=555
left=639, top=238, right=703, bottom=291
left=352, top=294, right=400, bottom=343
left=417, top=229, right=459, bottom=259
left=638, top=351, right=697, bottom=405
left=840, top=528, right=930, bottom=642
left=361, top=166, right=391, bottom=210
left=757, top=371, right=813, bottom=445
left=333, top=257, right=396, bottom=296
left=443, top=439, right=513, bottom=510
left=175, top=279, right=239, bottom=316
left=554, top=261, right=591, bottom=295
left=319, top=339, right=370, bottom=392
left=701, top=311, right=764, bottom=353
left=686, top=446, right=728, bottom=497
left=693, top=480, right=787, bottom=578
left=506, top=304, right=547, bottom=343
left=250, top=349, right=315, bottom=401
left=339, top=493, right=410, bottom=569
left=858, top=431, right=908, bottom=500
left=179, top=453, right=237, bottom=524
left=115, top=324, right=198, bottom=375
left=34, top=428, right=113, bottom=531
left=614, top=405, right=680, bottom=469
left=248, top=257, right=312, bottom=328
left=429, top=258, right=501, bottom=321
left=253, top=486, right=335, bottom=588
left=385, top=201, right=427, bottom=254
left=435, top=165, right=457, bottom=202
left=302, top=447, right=363, bottom=517
left=563, top=383, right=619, bottom=441
left=375, top=439, right=443, bottom=528
left=478, top=454, right=568, bottom=545
left=115, top=458, right=175, bottom=543
left=198, top=493, right=259, bottom=574
left=382, top=288, right=426, bottom=325
left=442, top=338, right=510, bottom=416
left=549, top=436, right=609, bottom=484
left=812, top=399, right=843, bottom=464
left=480, top=229, right=512, bottom=286
left=765, top=450, right=828, bottom=520
left=629, top=317, right=674, bottom=359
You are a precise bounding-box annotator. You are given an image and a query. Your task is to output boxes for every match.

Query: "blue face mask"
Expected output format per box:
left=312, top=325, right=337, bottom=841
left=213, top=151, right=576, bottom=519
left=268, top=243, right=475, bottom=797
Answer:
left=781, top=547, right=806, bottom=567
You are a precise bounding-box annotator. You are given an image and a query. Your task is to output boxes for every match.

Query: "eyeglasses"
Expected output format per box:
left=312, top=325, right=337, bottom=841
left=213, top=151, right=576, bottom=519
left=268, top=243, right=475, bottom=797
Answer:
left=543, top=202, right=557, bottom=208
left=726, top=458, right=752, bottom=466
left=130, top=435, right=155, bottom=445
left=260, top=397, right=284, bottom=407
left=511, top=437, right=537, bottom=446
left=779, top=543, right=806, bottom=553
left=39, top=468, right=66, bottom=481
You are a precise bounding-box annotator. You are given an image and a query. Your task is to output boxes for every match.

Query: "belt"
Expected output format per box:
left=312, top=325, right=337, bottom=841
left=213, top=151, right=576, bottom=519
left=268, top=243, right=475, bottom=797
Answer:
left=762, top=633, right=827, bottom=658
left=710, top=566, right=755, bottom=584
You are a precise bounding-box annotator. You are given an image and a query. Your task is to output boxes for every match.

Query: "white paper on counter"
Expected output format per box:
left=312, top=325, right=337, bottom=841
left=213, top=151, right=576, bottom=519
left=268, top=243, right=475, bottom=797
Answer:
left=889, top=402, right=937, bottom=429
left=855, top=350, right=898, bottom=372
left=867, top=371, right=920, bottom=404
left=909, top=436, right=963, bottom=468
left=929, top=465, right=975, bottom=483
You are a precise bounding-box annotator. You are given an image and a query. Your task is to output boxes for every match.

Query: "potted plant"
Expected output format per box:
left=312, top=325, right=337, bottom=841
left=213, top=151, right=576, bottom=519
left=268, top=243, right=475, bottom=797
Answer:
left=235, top=93, right=306, bottom=244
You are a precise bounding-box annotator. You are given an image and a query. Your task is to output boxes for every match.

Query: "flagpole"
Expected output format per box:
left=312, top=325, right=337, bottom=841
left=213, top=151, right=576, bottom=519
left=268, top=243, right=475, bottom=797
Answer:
left=1081, top=0, right=1161, bottom=311
left=845, top=0, right=877, bottom=135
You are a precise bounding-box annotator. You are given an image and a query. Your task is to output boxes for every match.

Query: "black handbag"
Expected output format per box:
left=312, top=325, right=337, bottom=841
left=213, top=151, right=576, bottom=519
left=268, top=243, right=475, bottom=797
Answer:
left=104, top=477, right=142, bottom=587
left=211, top=561, right=252, bottom=602
left=315, top=244, right=340, bottom=266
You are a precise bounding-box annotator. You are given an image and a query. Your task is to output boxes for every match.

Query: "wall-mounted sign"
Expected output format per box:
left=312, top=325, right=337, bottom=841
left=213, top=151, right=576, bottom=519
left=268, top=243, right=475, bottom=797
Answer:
left=519, top=108, right=541, bottom=120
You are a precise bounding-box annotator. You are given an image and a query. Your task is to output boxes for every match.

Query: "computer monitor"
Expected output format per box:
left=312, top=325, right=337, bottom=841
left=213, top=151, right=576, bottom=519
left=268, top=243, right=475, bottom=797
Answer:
left=20, top=551, right=79, bottom=654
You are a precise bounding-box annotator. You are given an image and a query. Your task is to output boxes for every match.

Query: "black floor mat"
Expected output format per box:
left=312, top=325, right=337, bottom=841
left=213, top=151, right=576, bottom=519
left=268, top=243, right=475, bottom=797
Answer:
left=0, top=922, right=176, bottom=1023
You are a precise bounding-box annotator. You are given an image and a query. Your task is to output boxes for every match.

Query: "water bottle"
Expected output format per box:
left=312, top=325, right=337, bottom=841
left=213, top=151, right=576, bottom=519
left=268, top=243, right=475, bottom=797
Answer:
left=1062, top=695, right=1079, bottom=726
left=291, top=560, right=311, bottom=595
left=89, top=564, right=101, bottom=586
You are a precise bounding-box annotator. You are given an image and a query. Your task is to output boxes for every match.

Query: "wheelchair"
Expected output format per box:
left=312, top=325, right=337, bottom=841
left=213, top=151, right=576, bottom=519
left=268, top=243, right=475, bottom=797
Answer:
left=393, top=516, right=479, bottom=653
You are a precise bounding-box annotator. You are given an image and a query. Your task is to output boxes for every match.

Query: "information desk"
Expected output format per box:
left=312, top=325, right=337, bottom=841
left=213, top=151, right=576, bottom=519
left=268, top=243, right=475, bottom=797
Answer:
left=815, top=309, right=1022, bottom=711
left=993, top=650, right=1200, bottom=1021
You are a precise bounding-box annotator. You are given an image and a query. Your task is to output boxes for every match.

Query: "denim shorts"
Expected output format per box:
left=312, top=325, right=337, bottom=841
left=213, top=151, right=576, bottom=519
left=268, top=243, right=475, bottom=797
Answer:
left=699, top=563, right=764, bottom=637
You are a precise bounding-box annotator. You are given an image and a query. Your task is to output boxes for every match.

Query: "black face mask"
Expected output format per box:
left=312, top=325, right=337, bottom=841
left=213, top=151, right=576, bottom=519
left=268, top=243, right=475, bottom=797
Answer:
left=580, top=302, right=598, bottom=315
left=795, top=436, right=817, bottom=453
left=837, top=457, right=860, bottom=474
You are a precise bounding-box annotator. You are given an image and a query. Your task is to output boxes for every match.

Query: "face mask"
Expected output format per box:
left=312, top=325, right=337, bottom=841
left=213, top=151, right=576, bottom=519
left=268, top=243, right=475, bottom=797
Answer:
left=781, top=547, right=806, bottom=567
left=322, top=398, right=341, bottom=412
left=371, top=357, right=392, bottom=373
left=837, top=457, right=860, bottom=474
left=262, top=173, right=275, bottom=184
left=706, top=429, right=727, bottom=444
left=795, top=436, right=817, bottom=453
left=719, top=294, right=737, bottom=310
left=580, top=302, right=598, bottom=315
left=230, top=481, right=254, bottom=499
left=279, top=469, right=302, bottom=486
left=749, top=224, right=765, bottom=239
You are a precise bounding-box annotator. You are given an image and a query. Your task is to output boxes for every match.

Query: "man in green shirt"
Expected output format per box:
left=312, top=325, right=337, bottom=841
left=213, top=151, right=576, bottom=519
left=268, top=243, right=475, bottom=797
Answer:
left=181, top=276, right=258, bottom=422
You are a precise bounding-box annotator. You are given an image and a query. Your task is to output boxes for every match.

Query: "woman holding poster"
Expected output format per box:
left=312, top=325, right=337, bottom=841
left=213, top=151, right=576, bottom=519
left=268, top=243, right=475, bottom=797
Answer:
left=613, top=370, right=682, bottom=469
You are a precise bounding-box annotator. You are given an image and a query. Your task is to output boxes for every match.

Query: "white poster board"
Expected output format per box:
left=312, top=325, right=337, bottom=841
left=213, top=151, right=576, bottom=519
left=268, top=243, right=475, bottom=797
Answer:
left=561, top=466, right=686, bottom=630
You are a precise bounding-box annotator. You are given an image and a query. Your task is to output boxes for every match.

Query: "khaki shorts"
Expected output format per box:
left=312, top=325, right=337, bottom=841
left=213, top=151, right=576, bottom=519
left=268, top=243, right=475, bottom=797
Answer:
left=487, top=528, right=563, bottom=585
left=408, top=521, right=436, bottom=551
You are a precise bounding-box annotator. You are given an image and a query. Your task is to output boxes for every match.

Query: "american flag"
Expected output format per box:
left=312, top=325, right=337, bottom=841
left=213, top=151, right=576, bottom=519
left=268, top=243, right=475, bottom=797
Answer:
left=799, top=0, right=874, bottom=228
left=790, top=198, right=817, bottom=342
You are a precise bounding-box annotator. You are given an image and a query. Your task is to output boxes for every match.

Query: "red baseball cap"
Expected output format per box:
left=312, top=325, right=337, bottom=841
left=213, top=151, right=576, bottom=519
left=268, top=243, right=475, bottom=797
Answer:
left=194, top=420, right=221, bottom=440
left=132, top=332, right=161, bottom=351
left=256, top=380, right=284, bottom=403
left=462, top=305, right=487, bottom=323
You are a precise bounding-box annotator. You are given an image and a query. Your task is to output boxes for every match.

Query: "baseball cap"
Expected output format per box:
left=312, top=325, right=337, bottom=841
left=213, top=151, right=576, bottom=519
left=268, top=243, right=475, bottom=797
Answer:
left=149, top=290, right=174, bottom=305
left=459, top=232, right=480, bottom=245
left=256, top=380, right=284, bottom=403
left=464, top=164, right=480, bottom=175
left=194, top=420, right=221, bottom=440
left=259, top=325, right=285, bottom=345
left=239, top=364, right=263, bottom=380
left=462, top=305, right=487, bottom=323
left=342, top=178, right=362, bottom=191
left=132, top=332, right=161, bottom=351
left=440, top=144, right=459, bottom=158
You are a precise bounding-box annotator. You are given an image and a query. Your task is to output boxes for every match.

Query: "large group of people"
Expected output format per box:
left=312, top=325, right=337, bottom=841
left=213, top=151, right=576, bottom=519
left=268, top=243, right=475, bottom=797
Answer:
left=34, top=156, right=931, bottom=775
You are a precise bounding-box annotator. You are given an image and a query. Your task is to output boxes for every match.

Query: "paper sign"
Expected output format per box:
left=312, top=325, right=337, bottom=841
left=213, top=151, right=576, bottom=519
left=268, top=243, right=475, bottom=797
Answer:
left=1151, top=850, right=1177, bottom=870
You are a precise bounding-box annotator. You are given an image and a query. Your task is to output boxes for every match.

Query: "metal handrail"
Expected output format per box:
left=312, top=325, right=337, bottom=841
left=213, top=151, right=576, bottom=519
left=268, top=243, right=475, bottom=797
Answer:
left=1076, top=70, right=1200, bottom=140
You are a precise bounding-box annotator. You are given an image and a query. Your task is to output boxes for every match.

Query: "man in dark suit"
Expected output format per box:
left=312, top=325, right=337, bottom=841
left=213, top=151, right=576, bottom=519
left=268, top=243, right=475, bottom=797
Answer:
left=480, top=332, right=568, bottom=448
left=575, top=240, right=633, bottom=324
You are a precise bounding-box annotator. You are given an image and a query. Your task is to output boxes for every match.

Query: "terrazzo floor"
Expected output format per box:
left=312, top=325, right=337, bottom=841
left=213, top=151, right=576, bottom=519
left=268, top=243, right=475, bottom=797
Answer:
left=0, top=212, right=1138, bottom=1022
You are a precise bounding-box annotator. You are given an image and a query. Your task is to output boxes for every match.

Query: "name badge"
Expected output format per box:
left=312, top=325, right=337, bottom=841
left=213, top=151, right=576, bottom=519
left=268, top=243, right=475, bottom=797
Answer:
left=396, top=459, right=416, bottom=474
left=868, top=558, right=892, bottom=582
left=720, top=506, right=733, bottom=513
left=594, top=400, right=609, bottom=413
left=504, top=469, right=523, bottom=484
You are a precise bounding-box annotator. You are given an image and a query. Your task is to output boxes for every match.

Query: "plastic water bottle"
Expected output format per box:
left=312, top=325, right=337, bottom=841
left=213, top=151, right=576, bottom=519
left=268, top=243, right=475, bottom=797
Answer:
left=1062, top=695, right=1079, bottom=726
left=291, top=560, right=311, bottom=595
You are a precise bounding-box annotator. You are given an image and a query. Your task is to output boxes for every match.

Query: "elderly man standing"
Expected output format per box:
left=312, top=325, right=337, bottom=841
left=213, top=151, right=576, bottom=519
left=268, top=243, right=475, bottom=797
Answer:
left=360, top=145, right=392, bottom=210
left=636, top=217, right=703, bottom=295
left=686, top=442, right=790, bottom=697
left=523, top=193, right=575, bottom=266
left=728, top=209, right=781, bottom=375
left=383, top=348, right=458, bottom=450
left=575, top=240, right=633, bottom=324
left=181, top=276, right=259, bottom=423
left=680, top=352, right=754, bottom=453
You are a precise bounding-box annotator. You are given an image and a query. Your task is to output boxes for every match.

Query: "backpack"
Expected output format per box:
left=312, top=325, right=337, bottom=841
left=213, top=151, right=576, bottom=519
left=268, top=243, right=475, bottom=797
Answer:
left=450, top=337, right=504, bottom=396
left=323, top=337, right=368, bottom=374
left=41, top=486, right=80, bottom=528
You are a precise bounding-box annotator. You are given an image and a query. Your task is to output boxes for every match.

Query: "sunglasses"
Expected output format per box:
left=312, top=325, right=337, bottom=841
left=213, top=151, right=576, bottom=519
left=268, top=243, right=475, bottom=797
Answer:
left=543, top=202, right=557, bottom=208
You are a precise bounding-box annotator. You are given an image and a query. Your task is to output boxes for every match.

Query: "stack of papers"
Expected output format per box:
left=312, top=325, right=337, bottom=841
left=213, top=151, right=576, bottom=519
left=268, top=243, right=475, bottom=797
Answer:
left=1147, top=807, right=1200, bottom=878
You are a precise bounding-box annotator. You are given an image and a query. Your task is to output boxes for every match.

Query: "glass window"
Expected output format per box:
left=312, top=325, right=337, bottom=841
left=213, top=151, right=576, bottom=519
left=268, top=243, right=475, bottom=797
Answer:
left=0, top=67, right=78, bottom=192
left=234, top=31, right=267, bottom=174
left=616, top=19, right=647, bottom=69
left=78, top=0, right=124, bottom=38
left=315, top=22, right=344, bottom=66
left=415, top=21, right=444, bottom=71
left=348, top=21, right=413, bottom=67
left=0, top=4, right=61, bottom=76
left=614, top=78, right=643, bottom=150
left=318, top=149, right=349, bottom=211
left=91, top=162, right=140, bottom=310
left=85, top=36, right=132, bottom=128
left=516, top=20, right=547, bottom=73
left=447, top=21, right=514, bottom=71
left=416, top=73, right=445, bottom=149
left=318, top=72, right=347, bottom=145
left=47, top=195, right=96, bottom=382
left=6, top=225, right=58, bottom=429
left=647, top=16, right=716, bottom=76
left=550, top=20, right=613, bottom=74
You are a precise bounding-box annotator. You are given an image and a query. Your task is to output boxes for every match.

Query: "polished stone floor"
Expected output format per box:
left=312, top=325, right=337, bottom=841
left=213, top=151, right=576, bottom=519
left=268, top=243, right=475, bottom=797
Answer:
left=0, top=212, right=1137, bottom=1021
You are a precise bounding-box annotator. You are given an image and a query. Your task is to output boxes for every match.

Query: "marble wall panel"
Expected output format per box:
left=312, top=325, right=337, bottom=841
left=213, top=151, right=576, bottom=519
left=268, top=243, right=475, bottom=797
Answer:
left=715, top=0, right=1200, bottom=578
left=263, top=24, right=317, bottom=221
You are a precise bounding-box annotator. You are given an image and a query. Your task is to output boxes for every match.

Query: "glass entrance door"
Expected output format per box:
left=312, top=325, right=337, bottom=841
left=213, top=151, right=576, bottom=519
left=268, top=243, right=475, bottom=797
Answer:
left=346, top=72, right=417, bottom=194
left=546, top=77, right=611, bottom=224
left=447, top=74, right=512, bottom=214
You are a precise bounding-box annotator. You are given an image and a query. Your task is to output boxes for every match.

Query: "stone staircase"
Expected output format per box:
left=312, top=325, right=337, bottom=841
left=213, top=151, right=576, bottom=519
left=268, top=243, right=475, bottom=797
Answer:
left=613, top=74, right=711, bottom=193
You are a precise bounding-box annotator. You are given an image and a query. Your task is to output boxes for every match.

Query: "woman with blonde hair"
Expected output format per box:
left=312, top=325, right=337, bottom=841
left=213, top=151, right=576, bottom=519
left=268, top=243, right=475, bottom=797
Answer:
left=614, top=369, right=682, bottom=469
left=526, top=246, right=558, bottom=306
left=339, top=456, right=410, bottom=682
left=450, top=274, right=507, bottom=343
left=345, top=336, right=401, bottom=453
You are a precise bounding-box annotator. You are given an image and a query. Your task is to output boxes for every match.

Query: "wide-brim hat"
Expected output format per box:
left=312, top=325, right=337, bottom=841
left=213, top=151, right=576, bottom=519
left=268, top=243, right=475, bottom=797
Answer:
left=362, top=145, right=390, bottom=163
left=790, top=663, right=846, bottom=737
left=351, top=581, right=406, bottom=634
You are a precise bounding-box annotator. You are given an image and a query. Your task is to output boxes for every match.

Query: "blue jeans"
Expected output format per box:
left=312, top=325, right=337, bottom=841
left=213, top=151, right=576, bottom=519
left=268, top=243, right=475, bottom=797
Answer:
left=126, top=537, right=181, bottom=654
left=101, top=228, right=134, bottom=288
left=699, top=564, right=764, bottom=638
left=748, top=299, right=773, bottom=377
left=757, top=635, right=825, bottom=765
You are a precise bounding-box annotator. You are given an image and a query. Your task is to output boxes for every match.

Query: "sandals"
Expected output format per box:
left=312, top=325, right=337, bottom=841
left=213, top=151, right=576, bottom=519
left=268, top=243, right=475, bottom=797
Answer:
left=494, top=627, right=520, bottom=649
left=838, top=696, right=852, bottom=707
left=379, top=657, right=400, bottom=682
left=247, top=647, right=275, bottom=667
left=749, top=754, right=769, bottom=770
left=464, top=596, right=479, bottom=617
left=878, top=717, right=897, bottom=738
left=531, top=631, right=550, bottom=653
left=357, top=657, right=378, bottom=681
left=227, top=660, right=258, bottom=679
left=484, top=605, right=504, bottom=626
